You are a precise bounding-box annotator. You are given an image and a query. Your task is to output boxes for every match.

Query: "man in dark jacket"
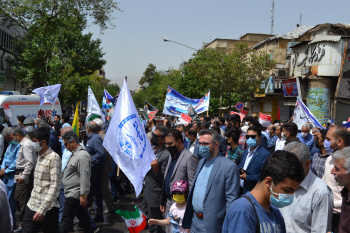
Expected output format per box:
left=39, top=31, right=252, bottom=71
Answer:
left=143, top=126, right=170, bottom=233
left=86, top=121, right=106, bottom=222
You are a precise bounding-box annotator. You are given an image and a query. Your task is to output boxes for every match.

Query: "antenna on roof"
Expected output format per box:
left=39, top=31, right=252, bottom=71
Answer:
left=271, top=0, right=275, bottom=34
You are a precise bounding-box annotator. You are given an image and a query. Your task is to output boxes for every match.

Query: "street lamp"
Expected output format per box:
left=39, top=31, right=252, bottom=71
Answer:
left=163, top=38, right=198, bottom=51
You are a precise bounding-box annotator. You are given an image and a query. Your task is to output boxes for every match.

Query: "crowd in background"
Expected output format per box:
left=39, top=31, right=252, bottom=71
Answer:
left=0, top=111, right=350, bottom=233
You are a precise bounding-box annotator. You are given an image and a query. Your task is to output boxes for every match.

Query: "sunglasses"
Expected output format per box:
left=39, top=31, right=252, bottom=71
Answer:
left=152, top=133, right=163, bottom=139
left=245, top=135, right=257, bottom=139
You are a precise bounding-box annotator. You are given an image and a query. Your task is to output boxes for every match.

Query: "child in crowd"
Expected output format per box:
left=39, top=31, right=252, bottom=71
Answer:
left=149, top=180, right=188, bottom=233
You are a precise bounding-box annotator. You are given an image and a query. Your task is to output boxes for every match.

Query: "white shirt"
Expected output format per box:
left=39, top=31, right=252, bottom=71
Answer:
left=240, top=146, right=258, bottom=187
left=189, top=143, right=195, bottom=153
left=274, top=137, right=286, bottom=151
left=322, top=156, right=343, bottom=214
left=280, top=170, right=333, bottom=233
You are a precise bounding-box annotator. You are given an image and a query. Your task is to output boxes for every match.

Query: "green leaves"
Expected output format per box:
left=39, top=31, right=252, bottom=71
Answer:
left=2, top=0, right=120, bottom=105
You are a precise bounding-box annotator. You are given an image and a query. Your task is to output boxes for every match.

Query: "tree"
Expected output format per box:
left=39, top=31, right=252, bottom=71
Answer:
left=179, top=44, right=275, bottom=113
left=1, top=0, right=119, bottom=104
left=133, top=66, right=182, bottom=112
left=138, top=63, right=157, bottom=89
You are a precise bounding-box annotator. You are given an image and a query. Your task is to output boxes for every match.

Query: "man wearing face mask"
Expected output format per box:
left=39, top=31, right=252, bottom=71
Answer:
left=143, top=126, right=170, bottom=233
left=21, top=127, right=61, bottom=232
left=325, top=125, right=348, bottom=154
left=0, top=127, right=20, bottom=229
left=160, top=129, right=198, bottom=233
left=239, top=126, right=271, bottom=195
left=282, top=123, right=300, bottom=147
left=274, top=125, right=285, bottom=151
left=297, top=123, right=315, bottom=151
left=12, top=127, right=37, bottom=232
left=323, top=127, right=349, bottom=233
left=184, top=128, right=199, bottom=158
left=282, top=141, right=333, bottom=233
left=222, top=151, right=306, bottom=233
left=182, top=129, right=240, bottom=233
left=311, top=129, right=330, bottom=178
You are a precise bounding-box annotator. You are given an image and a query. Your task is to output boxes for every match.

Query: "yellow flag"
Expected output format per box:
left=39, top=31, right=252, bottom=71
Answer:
left=72, top=104, right=79, bottom=137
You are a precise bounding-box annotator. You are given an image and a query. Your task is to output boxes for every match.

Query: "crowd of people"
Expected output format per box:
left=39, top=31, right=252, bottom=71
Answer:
left=0, top=113, right=127, bottom=233
left=144, top=114, right=350, bottom=233
left=1, top=111, right=350, bottom=233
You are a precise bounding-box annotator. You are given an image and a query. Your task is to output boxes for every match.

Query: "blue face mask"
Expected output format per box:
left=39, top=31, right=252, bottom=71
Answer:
left=324, top=139, right=338, bottom=153
left=185, top=137, right=191, bottom=143
left=246, top=138, right=257, bottom=148
left=34, top=124, right=38, bottom=129
left=270, top=183, right=294, bottom=208
left=199, top=145, right=211, bottom=159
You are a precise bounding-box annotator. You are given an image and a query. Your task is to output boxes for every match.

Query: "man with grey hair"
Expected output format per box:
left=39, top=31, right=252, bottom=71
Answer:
left=59, top=130, right=98, bottom=233
left=34, top=118, right=43, bottom=129
left=183, top=129, right=240, bottom=232
left=331, top=147, right=350, bottom=232
left=297, top=123, right=315, bottom=151
left=12, top=127, right=37, bottom=232
left=86, top=121, right=106, bottom=222
left=282, top=141, right=333, bottom=233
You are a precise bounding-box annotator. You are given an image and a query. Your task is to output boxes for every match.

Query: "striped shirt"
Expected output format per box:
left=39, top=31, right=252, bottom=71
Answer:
left=27, top=148, right=61, bottom=215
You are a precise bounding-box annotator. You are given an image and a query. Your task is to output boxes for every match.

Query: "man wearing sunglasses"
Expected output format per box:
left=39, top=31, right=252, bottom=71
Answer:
left=239, top=126, right=270, bottom=195
left=143, top=126, right=171, bottom=233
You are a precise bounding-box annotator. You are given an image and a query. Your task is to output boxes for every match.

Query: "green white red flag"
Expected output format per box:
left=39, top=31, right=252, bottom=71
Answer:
left=115, top=205, right=147, bottom=233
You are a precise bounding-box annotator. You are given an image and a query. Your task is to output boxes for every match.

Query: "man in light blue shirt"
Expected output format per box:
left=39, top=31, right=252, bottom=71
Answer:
left=297, top=124, right=314, bottom=151
left=183, top=129, right=240, bottom=233
left=0, top=127, right=20, bottom=228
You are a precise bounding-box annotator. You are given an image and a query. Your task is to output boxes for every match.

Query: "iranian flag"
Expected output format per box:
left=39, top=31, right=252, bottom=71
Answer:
left=116, top=205, right=147, bottom=233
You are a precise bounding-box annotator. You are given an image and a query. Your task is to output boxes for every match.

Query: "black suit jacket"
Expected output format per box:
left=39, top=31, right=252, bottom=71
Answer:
left=143, top=147, right=171, bottom=208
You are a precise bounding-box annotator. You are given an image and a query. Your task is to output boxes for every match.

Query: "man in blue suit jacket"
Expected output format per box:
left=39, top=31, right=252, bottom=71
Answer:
left=239, top=126, right=270, bottom=194
left=182, top=129, right=240, bottom=233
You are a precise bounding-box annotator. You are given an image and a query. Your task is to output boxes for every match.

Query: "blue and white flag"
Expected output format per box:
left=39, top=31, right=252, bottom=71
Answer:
left=86, top=86, right=105, bottom=123
left=163, top=87, right=210, bottom=117
left=103, top=79, right=155, bottom=197
left=102, top=89, right=114, bottom=111
left=32, top=84, right=61, bottom=106
left=293, top=97, right=324, bottom=130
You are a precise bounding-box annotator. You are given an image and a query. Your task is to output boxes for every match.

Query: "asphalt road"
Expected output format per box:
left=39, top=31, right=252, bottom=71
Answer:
left=73, top=193, right=149, bottom=233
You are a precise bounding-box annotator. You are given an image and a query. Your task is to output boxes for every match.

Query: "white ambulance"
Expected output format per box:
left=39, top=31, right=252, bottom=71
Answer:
left=0, top=91, right=62, bottom=126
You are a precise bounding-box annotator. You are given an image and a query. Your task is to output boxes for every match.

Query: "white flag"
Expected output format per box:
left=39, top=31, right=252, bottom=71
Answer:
left=86, top=86, right=105, bottom=123
left=103, top=79, right=155, bottom=197
left=32, top=84, right=61, bottom=106
left=293, top=97, right=324, bottom=130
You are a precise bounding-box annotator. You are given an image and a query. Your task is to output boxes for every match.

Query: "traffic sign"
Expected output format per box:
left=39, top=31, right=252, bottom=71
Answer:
left=235, top=102, right=244, bottom=110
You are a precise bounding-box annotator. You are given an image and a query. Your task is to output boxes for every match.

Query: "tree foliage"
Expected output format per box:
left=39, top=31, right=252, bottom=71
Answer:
left=0, top=0, right=120, bottom=105
left=138, top=63, right=156, bottom=89
left=133, top=66, right=182, bottom=112
left=179, top=44, right=275, bottom=112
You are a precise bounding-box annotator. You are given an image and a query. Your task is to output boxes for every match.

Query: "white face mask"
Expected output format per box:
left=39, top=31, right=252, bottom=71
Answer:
left=32, top=141, right=43, bottom=152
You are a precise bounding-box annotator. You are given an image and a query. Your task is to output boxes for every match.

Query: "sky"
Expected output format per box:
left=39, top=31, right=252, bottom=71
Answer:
left=86, top=0, right=349, bottom=91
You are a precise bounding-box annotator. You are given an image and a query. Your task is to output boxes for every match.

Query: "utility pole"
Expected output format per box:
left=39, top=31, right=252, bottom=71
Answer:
left=300, top=13, right=302, bottom=26
left=271, top=0, right=275, bottom=34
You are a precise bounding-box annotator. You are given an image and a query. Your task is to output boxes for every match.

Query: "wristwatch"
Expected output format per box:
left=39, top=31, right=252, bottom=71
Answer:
left=81, top=194, right=87, bottom=199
